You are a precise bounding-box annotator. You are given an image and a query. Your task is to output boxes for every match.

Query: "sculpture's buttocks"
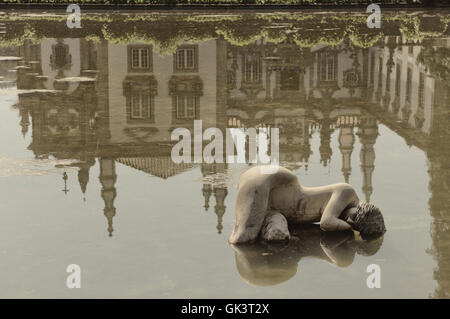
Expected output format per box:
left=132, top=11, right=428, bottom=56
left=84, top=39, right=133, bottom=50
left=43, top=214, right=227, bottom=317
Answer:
left=229, top=166, right=302, bottom=244
left=269, top=183, right=302, bottom=218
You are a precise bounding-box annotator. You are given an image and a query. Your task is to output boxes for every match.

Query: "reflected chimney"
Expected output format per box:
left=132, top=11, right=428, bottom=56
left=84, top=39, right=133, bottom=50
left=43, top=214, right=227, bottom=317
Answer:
left=213, top=187, right=228, bottom=234
left=202, top=184, right=212, bottom=211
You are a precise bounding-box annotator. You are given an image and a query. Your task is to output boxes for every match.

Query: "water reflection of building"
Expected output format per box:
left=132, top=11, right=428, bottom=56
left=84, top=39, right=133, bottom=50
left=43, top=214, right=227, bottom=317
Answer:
left=364, top=36, right=450, bottom=298
left=225, top=38, right=382, bottom=190
left=8, top=34, right=450, bottom=294
left=10, top=36, right=430, bottom=235
left=13, top=37, right=230, bottom=237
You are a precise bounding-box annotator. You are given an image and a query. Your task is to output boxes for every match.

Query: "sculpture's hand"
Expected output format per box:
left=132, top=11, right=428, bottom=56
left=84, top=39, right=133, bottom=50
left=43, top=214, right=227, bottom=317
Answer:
left=320, top=217, right=352, bottom=232
left=319, top=185, right=358, bottom=232
left=320, top=230, right=354, bottom=249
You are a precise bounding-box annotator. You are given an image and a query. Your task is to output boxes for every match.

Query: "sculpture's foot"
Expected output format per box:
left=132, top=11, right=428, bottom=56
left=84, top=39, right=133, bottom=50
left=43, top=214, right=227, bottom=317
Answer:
left=260, top=211, right=290, bottom=241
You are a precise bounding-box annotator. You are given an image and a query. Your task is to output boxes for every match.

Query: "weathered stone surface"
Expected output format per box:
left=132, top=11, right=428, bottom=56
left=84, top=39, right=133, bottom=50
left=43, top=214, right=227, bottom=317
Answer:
left=260, top=211, right=290, bottom=241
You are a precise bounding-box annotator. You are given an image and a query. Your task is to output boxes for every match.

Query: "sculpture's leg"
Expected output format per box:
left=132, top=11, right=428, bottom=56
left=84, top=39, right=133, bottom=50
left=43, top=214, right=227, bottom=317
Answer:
left=260, top=211, right=290, bottom=241
left=229, top=182, right=271, bottom=244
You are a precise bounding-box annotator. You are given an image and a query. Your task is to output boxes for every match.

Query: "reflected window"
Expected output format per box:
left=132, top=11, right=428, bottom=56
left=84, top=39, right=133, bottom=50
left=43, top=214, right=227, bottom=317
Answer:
left=377, top=57, right=383, bottom=91
left=50, top=40, right=72, bottom=71
left=128, top=45, right=153, bottom=72
left=132, top=49, right=148, bottom=69
left=169, top=75, right=203, bottom=123
left=280, top=70, right=300, bottom=91
left=174, top=96, right=199, bottom=120
left=370, top=53, right=375, bottom=86
left=395, top=63, right=401, bottom=98
left=243, top=54, right=262, bottom=84
left=318, top=51, right=336, bottom=82
left=418, top=72, right=425, bottom=109
left=174, top=45, right=198, bottom=72
left=130, top=95, right=154, bottom=120
left=344, top=71, right=359, bottom=87
left=123, top=75, right=158, bottom=124
left=406, top=67, right=412, bottom=104
left=55, top=45, right=67, bottom=68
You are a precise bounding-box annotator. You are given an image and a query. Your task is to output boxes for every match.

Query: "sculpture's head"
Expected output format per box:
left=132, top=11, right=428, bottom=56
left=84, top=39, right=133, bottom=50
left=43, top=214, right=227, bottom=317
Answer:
left=351, top=235, right=384, bottom=256
left=349, top=203, right=386, bottom=240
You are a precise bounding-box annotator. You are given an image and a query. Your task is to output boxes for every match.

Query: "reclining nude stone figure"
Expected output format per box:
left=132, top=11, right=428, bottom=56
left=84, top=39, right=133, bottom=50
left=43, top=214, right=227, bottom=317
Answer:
left=229, top=165, right=386, bottom=244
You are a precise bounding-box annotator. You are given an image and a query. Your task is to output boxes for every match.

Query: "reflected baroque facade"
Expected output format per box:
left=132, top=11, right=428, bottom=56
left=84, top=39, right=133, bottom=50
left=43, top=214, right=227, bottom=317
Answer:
left=12, top=37, right=230, bottom=237
left=6, top=34, right=450, bottom=294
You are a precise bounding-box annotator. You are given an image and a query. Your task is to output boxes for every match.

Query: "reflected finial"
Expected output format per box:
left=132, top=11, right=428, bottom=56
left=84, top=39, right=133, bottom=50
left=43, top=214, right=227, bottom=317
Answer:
left=78, top=167, right=89, bottom=197
left=21, top=124, right=29, bottom=138
left=214, top=187, right=228, bottom=234
left=338, top=126, right=355, bottom=184
left=202, top=184, right=212, bottom=211
left=357, top=117, right=378, bottom=205
left=19, top=106, right=30, bottom=138
left=99, top=158, right=117, bottom=238
left=106, top=212, right=114, bottom=237
left=75, top=158, right=95, bottom=202
left=319, top=120, right=333, bottom=167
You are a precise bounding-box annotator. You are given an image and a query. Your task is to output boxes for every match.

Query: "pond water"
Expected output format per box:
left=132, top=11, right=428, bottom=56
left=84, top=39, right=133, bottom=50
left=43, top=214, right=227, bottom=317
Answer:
left=0, top=9, right=449, bottom=298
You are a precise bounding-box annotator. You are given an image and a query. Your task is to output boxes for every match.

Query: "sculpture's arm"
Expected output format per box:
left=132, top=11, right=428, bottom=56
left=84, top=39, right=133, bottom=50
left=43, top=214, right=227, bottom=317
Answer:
left=319, top=231, right=355, bottom=267
left=229, top=181, right=271, bottom=244
left=320, top=186, right=358, bottom=232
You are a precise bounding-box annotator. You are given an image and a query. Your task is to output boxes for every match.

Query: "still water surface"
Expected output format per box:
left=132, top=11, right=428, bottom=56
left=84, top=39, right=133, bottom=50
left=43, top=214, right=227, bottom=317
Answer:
left=0, top=10, right=449, bottom=298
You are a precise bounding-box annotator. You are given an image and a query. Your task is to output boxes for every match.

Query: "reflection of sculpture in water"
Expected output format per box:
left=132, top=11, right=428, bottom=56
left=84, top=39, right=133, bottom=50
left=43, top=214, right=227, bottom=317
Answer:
left=231, top=224, right=384, bottom=286
left=229, top=166, right=386, bottom=244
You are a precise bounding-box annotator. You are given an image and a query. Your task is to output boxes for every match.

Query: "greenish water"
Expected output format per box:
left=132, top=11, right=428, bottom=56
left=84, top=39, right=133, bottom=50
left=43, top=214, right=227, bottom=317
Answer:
left=0, top=10, right=449, bottom=298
